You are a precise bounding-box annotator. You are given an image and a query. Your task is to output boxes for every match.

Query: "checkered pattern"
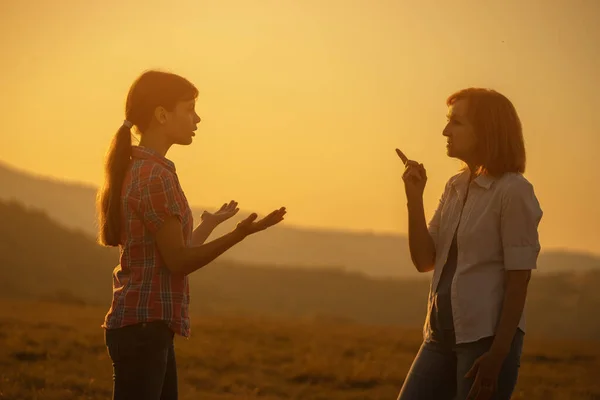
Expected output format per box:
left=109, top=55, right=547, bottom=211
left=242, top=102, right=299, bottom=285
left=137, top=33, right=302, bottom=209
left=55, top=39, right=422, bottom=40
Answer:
left=102, top=146, right=194, bottom=337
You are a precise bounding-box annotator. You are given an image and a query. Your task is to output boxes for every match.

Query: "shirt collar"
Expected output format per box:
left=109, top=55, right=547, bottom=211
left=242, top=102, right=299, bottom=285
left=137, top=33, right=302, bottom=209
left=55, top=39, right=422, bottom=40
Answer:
left=450, top=169, right=496, bottom=191
left=131, top=146, right=176, bottom=172
left=473, top=173, right=495, bottom=189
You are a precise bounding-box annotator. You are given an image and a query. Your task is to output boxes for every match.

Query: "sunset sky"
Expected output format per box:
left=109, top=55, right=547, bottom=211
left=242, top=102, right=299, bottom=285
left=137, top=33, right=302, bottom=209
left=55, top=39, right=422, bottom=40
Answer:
left=1, top=0, right=599, bottom=256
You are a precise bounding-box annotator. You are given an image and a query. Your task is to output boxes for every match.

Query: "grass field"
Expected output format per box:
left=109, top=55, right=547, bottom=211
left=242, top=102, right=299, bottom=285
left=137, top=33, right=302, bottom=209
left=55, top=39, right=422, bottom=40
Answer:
left=1, top=299, right=599, bottom=400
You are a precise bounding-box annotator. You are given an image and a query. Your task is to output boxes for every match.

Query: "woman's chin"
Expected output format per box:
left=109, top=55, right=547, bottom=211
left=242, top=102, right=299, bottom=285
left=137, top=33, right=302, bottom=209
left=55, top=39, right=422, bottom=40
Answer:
left=177, top=137, right=194, bottom=146
left=446, top=145, right=464, bottom=159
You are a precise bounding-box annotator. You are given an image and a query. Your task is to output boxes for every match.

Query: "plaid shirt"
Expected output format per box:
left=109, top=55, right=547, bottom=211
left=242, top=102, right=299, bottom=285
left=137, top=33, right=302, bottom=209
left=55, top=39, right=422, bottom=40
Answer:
left=102, top=146, right=194, bottom=337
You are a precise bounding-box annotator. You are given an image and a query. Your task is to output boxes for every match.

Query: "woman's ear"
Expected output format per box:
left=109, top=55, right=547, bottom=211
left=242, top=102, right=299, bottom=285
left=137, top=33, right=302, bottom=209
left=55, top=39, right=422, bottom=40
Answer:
left=154, top=106, right=168, bottom=125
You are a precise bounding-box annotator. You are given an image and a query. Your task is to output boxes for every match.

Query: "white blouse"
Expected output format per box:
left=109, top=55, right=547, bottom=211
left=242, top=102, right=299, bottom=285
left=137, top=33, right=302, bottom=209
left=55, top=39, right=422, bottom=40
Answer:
left=425, top=170, right=543, bottom=344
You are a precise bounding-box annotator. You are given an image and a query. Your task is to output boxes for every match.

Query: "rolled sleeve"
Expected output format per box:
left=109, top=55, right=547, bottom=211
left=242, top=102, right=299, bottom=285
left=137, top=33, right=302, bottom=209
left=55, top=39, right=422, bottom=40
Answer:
left=141, top=173, right=183, bottom=233
left=500, top=178, right=543, bottom=270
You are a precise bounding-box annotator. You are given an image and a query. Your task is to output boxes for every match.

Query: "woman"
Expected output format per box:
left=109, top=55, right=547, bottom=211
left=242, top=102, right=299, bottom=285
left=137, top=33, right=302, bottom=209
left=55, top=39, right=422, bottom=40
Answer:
left=396, top=88, right=542, bottom=400
left=97, top=70, right=286, bottom=400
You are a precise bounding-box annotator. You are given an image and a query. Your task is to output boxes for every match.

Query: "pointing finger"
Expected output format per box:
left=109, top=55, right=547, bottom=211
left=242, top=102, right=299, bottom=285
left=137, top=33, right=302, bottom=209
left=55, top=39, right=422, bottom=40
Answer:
left=395, top=148, right=408, bottom=165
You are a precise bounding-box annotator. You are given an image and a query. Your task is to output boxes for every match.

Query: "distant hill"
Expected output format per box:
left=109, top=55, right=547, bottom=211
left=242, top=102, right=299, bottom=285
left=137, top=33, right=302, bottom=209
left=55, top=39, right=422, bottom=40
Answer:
left=0, top=161, right=414, bottom=278
left=1, top=161, right=598, bottom=278
left=1, top=199, right=599, bottom=340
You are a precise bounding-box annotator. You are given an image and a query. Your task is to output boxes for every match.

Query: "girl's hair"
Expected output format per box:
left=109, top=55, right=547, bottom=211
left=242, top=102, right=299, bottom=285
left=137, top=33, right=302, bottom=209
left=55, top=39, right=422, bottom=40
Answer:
left=447, top=88, right=526, bottom=177
left=97, top=70, right=198, bottom=246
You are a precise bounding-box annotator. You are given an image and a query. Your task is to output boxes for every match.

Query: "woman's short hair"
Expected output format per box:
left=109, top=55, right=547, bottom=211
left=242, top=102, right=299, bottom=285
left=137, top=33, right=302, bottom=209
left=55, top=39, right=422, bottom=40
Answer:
left=447, top=88, right=526, bottom=176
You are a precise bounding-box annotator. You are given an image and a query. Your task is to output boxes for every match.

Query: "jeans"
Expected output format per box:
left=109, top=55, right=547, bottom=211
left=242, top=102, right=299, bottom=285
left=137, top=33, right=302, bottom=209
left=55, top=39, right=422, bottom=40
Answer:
left=105, top=321, right=178, bottom=400
left=397, top=329, right=524, bottom=400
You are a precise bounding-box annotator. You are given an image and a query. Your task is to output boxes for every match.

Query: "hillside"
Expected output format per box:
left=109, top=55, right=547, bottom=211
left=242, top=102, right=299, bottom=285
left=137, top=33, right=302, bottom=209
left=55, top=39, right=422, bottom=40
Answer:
left=1, top=199, right=600, bottom=340
left=2, top=161, right=598, bottom=278
left=0, top=161, right=415, bottom=278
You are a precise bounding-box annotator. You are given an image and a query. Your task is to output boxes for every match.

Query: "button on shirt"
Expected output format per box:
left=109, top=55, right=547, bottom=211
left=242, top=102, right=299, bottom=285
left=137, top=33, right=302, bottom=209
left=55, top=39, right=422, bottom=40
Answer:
left=424, top=170, right=543, bottom=344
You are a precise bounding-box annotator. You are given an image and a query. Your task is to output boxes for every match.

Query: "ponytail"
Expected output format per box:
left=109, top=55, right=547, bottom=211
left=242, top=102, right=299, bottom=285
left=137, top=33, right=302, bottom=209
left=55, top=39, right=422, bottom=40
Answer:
left=97, top=70, right=198, bottom=245
left=97, top=123, right=132, bottom=246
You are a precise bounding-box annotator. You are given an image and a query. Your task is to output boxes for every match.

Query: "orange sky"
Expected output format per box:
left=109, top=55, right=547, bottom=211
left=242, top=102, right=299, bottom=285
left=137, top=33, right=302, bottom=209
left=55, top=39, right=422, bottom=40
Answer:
left=1, top=0, right=599, bottom=256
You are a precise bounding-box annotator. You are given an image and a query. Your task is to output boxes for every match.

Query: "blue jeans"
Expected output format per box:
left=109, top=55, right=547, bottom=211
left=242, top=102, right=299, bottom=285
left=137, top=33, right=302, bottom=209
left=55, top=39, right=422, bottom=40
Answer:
left=397, top=329, right=524, bottom=400
left=105, top=321, right=178, bottom=400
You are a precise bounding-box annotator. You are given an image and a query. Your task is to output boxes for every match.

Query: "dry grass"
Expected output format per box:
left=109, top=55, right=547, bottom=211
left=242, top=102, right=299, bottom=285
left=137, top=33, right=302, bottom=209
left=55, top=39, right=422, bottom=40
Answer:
left=0, top=299, right=599, bottom=400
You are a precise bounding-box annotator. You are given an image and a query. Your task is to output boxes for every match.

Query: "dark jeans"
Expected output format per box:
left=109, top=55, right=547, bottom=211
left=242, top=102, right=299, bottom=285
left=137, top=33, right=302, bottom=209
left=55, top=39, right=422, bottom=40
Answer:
left=105, top=321, right=178, bottom=400
left=397, top=329, right=524, bottom=400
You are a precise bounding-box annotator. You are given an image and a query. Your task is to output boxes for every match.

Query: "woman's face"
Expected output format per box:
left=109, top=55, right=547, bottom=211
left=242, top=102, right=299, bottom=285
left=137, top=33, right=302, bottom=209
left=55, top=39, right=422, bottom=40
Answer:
left=443, top=99, right=478, bottom=164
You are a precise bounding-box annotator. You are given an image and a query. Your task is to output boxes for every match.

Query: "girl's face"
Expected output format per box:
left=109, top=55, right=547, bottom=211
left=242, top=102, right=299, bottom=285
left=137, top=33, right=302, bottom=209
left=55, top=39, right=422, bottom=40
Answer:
left=161, top=99, right=202, bottom=146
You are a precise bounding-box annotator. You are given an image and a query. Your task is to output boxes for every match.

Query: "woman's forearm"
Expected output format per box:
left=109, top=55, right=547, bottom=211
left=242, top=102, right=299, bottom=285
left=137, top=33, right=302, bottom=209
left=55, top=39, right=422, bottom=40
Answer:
left=407, top=196, right=436, bottom=273
left=491, top=270, right=531, bottom=356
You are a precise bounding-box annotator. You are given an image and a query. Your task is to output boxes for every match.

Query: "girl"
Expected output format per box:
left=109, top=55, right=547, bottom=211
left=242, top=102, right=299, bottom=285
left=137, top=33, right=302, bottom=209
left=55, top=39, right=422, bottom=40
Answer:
left=396, top=88, right=542, bottom=400
left=97, top=70, right=286, bottom=400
